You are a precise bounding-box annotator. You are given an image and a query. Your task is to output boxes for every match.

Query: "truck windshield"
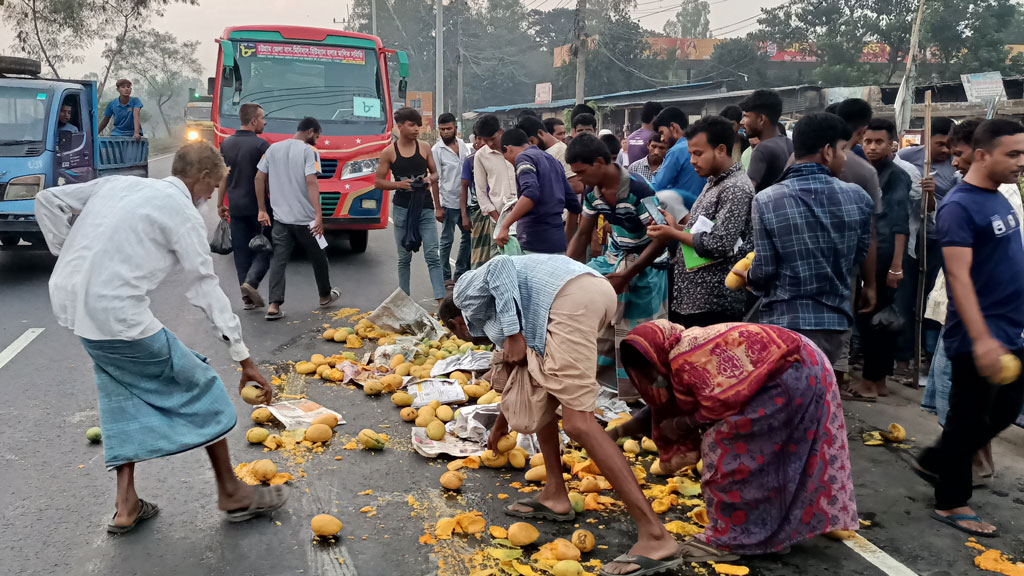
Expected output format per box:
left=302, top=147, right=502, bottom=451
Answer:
left=220, top=42, right=387, bottom=137
left=0, top=87, right=49, bottom=146
left=185, top=104, right=212, bottom=121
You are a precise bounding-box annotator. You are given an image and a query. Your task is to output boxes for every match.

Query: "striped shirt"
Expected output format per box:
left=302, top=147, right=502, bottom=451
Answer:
left=453, top=254, right=601, bottom=355
left=583, top=165, right=657, bottom=255
left=748, top=162, right=874, bottom=331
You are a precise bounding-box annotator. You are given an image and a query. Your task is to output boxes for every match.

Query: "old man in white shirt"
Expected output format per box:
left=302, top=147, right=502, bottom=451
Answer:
left=35, top=142, right=288, bottom=533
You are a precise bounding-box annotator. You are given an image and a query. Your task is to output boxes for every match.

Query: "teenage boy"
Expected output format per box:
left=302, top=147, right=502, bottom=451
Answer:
left=98, top=79, right=143, bottom=140
left=374, top=107, right=445, bottom=303
left=739, top=89, right=790, bottom=192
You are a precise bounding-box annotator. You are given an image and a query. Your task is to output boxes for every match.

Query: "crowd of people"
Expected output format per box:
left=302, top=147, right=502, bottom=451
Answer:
left=34, top=83, right=1023, bottom=574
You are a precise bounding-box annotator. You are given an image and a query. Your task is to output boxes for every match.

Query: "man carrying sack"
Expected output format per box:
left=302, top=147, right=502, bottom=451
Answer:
left=439, top=254, right=683, bottom=576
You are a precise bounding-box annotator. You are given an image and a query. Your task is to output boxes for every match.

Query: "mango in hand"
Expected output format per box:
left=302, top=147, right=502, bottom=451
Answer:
left=725, top=252, right=755, bottom=291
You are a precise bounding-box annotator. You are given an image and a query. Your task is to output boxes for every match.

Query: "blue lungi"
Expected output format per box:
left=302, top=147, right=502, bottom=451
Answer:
left=82, top=328, right=237, bottom=470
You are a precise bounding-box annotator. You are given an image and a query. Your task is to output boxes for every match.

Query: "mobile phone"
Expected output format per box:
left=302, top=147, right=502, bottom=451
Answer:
left=640, top=196, right=666, bottom=225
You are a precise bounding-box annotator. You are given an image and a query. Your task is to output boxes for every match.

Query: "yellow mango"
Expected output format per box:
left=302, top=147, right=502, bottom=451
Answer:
left=305, top=423, right=333, bottom=443
left=440, top=470, right=463, bottom=490
left=389, top=354, right=406, bottom=369
left=435, top=405, right=454, bottom=422
left=391, top=392, right=414, bottom=407
left=481, top=449, right=507, bottom=468
left=322, top=329, right=336, bottom=341
left=525, top=465, right=547, bottom=482
left=570, top=529, right=595, bottom=553
left=311, top=514, right=343, bottom=537
left=507, top=522, right=539, bottom=546
left=363, top=380, right=384, bottom=395
left=400, top=407, right=418, bottom=421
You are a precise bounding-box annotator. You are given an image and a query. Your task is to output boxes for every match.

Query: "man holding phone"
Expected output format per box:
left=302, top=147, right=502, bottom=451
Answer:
left=646, top=116, right=754, bottom=327
left=566, top=134, right=669, bottom=400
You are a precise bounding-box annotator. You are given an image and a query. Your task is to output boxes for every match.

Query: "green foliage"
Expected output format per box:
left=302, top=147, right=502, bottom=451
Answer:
left=664, top=0, right=711, bottom=39
left=4, top=0, right=98, bottom=77
left=921, top=0, right=1024, bottom=80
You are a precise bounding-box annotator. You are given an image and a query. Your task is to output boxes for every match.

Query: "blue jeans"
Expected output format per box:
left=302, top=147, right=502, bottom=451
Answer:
left=439, top=207, right=471, bottom=282
left=393, top=205, right=446, bottom=299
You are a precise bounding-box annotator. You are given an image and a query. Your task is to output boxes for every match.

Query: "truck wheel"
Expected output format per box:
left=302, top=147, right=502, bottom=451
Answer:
left=0, top=57, right=42, bottom=76
left=348, top=230, right=368, bottom=253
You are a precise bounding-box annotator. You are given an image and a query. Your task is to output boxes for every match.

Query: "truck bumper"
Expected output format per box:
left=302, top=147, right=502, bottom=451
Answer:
left=0, top=212, right=39, bottom=233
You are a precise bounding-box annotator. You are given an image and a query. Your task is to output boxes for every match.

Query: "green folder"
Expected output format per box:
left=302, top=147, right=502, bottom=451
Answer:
left=680, top=229, right=719, bottom=270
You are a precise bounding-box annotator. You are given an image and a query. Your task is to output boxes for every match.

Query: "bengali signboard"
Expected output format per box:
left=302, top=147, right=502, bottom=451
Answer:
left=961, top=71, right=1006, bottom=103
left=247, top=43, right=366, bottom=65
left=535, top=82, right=552, bottom=105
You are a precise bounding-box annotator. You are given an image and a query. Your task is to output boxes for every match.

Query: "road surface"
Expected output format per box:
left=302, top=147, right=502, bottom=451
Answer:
left=1, top=152, right=1022, bottom=576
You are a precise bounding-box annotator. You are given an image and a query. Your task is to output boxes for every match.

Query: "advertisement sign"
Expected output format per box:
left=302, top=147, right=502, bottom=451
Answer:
left=245, top=42, right=366, bottom=65
left=961, top=71, right=1006, bottom=103
left=535, top=83, right=552, bottom=105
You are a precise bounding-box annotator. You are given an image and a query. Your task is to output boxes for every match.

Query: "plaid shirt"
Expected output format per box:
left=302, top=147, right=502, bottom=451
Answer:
left=748, top=162, right=874, bottom=331
left=627, top=156, right=658, bottom=185
left=453, top=254, right=601, bottom=355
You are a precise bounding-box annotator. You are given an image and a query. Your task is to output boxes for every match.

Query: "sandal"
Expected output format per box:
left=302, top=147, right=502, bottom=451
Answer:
left=599, top=547, right=685, bottom=576
left=107, top=499, right=159, bottom=534
left=840, top=384, right=877, bottom=403
left=677, top=540, right=740, bottom=563
left=241, top=283, right=265, bottom=309
left=265, top=309, right=285, bottom=321
left=319, top=288, right=341, bottom=308
left=225, top=484, right=289, bottom=523
left=504, top=497, right=575, bottom=521
left=930, top=511, right=1000, bottom=538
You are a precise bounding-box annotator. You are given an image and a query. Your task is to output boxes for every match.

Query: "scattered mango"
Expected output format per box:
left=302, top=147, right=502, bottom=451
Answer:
left=363, top=380, right=384, bottom=395
left=251, top=407, right=273, bottom=424
left=296, top=361, right=317, bottom=375
left=357, top=429, right=386, bottom=450
left=507, top=522, right=539, bottom=546
left=86, top=427, right=102, bottom=443
left=571, top=529, right=595, bottom=553
left=306, top=423, right=333, bottom=443
left=241, top=385, right=264, bottom=405
left=551, top=560, right=584, bottom=576
left=881, top=423, right=906, bottom=442
left=251, top=459, right=277, bottom=482
left=246, top=427, right=270, bottom=444
left=311, top=514, right=343, bottom=537
left=391, top=392, right=414, bottom=407
left=440, top=470, right=463, bottom=490
left=481, top=449, right=508, bottom=468
left=525, top=465, right=547, bottom=482
left=312, top=413, right=338, bottom=428
left=435, top=405, right=454, bottom=422
left=426, top=420, right=447, bottom=441
left=400, top=407, right=418, bottom=422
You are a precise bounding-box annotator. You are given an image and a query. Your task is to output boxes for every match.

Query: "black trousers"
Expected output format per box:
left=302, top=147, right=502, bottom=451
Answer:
left=268, top=221, right=332, bottom=306
left=229, top=214, right=271, bottom=288
left=860, top=249, right=898, bottom=382
left=918, top=347, right=1024, bottom=510
left=668, top=310, right=742, bottom=328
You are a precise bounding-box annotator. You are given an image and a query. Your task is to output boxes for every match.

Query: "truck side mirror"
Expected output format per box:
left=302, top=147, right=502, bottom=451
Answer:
left=398, top=78, right=407, bottom=101
left=207, top=77, right=215, bottom=96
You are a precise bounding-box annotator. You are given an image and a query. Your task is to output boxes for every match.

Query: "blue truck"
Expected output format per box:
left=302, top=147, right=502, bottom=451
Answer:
left=0, top=57, right=149, bottom=249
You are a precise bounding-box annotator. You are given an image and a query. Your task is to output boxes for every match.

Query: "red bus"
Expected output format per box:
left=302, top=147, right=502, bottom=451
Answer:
left=208, top=25, right=408, bottom=252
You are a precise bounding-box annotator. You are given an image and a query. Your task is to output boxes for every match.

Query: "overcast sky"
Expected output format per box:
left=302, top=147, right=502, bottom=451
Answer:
left=0, top=0, right=786, bottom=78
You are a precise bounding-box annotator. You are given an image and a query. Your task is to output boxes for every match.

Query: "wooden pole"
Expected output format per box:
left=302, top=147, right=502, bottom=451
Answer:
left=574, top=0, right=587, bottom=105
left=914, top=90, right=933, bottom=388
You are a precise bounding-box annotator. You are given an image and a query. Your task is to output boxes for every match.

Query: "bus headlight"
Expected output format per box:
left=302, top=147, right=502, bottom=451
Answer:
left=341, top=158, right=379, bottom=179
left=187, top=130, right=201, bottom=141
left=4, top=174, right=45, bottom=200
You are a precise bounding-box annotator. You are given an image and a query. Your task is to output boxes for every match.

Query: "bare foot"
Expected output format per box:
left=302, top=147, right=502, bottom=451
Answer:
left=601, top=532, right=679, bottom=575
left=112, top=497, right=141, bottom=527
left=506, top=486, right=571, bottom=515
left=935, top=507, right=997, bottom=534
left=218, top=482, right=256, bottom=511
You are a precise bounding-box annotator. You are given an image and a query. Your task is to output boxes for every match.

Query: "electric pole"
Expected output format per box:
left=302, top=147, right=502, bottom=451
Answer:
left=372, top=0, right=377, bottom=37
left=436, top=0, right=444, bottom=126
left=574, top=0, right=587, bottom=104
left=456, top=0, right=464, bottom=135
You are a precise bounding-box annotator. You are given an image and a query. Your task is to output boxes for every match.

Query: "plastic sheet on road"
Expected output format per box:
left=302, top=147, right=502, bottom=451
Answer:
left=430, top=350, right=494, bottom=377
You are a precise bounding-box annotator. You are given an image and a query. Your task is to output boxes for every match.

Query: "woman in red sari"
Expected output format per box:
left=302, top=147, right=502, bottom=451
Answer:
left=613, top=320, right=858, bottom=562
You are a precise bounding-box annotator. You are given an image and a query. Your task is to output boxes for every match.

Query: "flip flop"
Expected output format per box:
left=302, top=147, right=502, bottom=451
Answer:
left=930, top=511, right=1000, bottom=538
left=676, top=540, right=741, bottom=563
left=319, top=288, right=341, bottom=308
left=241, top=284, right=265, bottom=309
left=265, top=310, right=285, bottom=321
left=226, top=484, right=289, bottom=523
left=599, top=549, right=686, bottom=576
left=504, top=497, right=575, bottom=521
left=107, top=499, right=159, bottom=534
left=910, top=460, right=939, bottom=488
left=840, top=384, right=877, bottom=403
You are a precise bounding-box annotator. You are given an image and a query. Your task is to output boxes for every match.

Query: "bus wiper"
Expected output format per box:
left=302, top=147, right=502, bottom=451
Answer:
left=0, top=139, right=41, bottom=145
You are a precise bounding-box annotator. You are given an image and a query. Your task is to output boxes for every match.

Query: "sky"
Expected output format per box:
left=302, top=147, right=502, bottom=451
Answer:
left=0, top=0, right=786, bottom=79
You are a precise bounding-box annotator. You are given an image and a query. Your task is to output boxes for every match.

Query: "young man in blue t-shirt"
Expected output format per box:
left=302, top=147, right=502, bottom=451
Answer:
left=916, top=119, right=1024, bottom=539
left=98, top=79, right=143, bottom=140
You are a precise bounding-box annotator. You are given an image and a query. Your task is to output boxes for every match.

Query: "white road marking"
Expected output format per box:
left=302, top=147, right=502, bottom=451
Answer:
left=148, top=152, right=176, bottom=162
left=0, top=328, right=44, bottom=371
left=844, top=535, right=919, bottom=576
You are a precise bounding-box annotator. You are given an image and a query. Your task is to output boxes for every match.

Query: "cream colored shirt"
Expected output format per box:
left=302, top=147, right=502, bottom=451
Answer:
left=473, top=144, right=516, bottom=217
left=545, top=140, right=575, bottom=178
left=35, top=176, right=250, bottom=361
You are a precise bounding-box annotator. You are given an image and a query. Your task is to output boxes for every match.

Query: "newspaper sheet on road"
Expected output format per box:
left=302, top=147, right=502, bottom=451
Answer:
left=366, top=288, right=446, bottom=341
left=430, top=350, right=494, bottom=377
left=263, top=399, right=345, bottom=430
left=406, top=379, right=467, bottom=407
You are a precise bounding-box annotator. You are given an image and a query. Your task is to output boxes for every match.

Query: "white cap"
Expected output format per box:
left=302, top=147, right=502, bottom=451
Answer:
left=598, top=129, right=614, bottom=137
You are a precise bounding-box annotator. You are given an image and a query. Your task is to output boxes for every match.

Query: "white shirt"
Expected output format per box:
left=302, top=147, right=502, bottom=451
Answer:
left=431, top=137, right=468, bottom=209
left=35, top=176, right=250, bottom=361
left=473, top=144, right=517, bottom=217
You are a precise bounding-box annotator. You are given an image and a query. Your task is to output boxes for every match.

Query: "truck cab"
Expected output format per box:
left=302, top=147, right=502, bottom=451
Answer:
left=0, top=57, right=148, bottom=248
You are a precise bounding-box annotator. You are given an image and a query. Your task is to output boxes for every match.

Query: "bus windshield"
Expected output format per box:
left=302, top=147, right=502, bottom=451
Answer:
left=219, top=42, right=387, bottom=137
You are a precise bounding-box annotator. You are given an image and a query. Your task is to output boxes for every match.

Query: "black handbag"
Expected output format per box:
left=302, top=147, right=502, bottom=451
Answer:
left=871, top=303, right=905, bottom=333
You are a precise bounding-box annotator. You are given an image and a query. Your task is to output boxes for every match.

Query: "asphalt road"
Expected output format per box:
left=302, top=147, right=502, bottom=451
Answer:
left=1, top=152, right=1022, bottom=576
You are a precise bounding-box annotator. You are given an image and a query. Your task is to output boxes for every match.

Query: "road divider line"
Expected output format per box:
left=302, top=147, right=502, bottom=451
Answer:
left=844, top=535, right=919, bottom=576
left=0, top=328, right=44, bottom=371
left=148, top=152, right=176, bottom=162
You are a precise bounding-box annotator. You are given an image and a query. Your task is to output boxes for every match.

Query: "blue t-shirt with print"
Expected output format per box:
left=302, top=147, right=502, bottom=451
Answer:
left=104, top=97, right=143, bottom=137
left=937, top=181, right=1024, bottom=356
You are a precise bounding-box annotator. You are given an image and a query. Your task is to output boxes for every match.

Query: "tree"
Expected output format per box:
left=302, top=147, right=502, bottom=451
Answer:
left=527, top=7, right=575, bottom=52
left=106, top=29, right=202, bottom=136
left=663, top=0, right=711, bottom=39
left=95, top=0, right=198, bottom=98
left=922, top=0, right=1024, bottom=81
left=5, top=0, right=98, bottom=77
left=863, top=0, right=918, bottom=83
left=754, top=0, right=875, bottom=85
